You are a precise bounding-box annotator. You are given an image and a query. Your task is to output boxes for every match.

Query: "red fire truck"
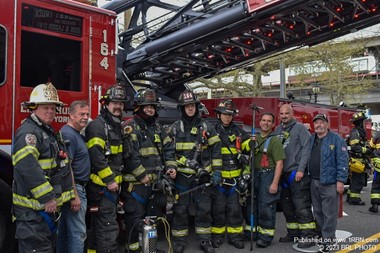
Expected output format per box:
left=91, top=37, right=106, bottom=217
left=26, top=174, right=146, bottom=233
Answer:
left=0, top=0, right=117, bottom=251
left=1, top=0, right=379, bottom=252
left=201, top=97, right=372, bottom=138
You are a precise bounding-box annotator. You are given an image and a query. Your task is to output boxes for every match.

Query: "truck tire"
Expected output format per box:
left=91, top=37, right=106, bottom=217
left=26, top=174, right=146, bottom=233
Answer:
left=0, top=179, right=17, bottom=253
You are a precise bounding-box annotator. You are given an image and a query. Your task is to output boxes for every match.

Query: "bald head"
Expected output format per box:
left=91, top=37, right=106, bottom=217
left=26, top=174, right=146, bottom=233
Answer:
left=279, top=104, right=294, bottom=125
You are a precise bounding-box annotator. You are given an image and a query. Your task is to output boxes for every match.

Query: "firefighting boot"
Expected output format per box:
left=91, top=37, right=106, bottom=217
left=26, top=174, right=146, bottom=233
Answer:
left=228, top=239, right=244, bottom=249
left=173, top=242, right=185, bottom=253
left=200, top=240, right=215, bottom=253
left=369, top=204, right=379, bottom=213
left=211, top=238, right=223, bottom=248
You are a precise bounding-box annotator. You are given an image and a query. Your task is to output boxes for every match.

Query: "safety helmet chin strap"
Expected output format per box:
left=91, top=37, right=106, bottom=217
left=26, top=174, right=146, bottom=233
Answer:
left=217, top=112, right=234, bottom=127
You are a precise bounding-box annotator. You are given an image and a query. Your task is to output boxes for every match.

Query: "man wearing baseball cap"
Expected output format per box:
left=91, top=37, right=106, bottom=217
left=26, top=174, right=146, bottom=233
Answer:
left=308, top=114, right=349, bottom=252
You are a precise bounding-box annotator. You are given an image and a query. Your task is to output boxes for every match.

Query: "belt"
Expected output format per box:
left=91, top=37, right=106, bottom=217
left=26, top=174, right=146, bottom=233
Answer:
left=75, top=180, right=87, bottom=187
left=255, top=168, right=274, bottom=172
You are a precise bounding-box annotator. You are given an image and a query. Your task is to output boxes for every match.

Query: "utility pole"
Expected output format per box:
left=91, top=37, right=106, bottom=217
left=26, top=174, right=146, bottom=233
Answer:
left=280, top=59, right=286, bottom=98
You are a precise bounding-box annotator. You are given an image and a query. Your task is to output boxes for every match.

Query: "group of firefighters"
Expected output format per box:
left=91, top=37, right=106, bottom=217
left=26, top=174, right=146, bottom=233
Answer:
left=11, top=82, right=380, bottom=253
left=347, top=111, right=380, bottom=213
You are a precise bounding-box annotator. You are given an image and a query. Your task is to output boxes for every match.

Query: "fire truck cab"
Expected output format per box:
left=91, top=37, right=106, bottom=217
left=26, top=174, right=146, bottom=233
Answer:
left=0, top=0, right=117, bottom=251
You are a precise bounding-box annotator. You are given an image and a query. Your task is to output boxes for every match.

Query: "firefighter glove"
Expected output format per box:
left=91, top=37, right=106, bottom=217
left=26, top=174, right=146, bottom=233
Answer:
left=237, top=153, right=249, bottom=167
left=197, top=169, right=211, bottom=184
left=372, top=157, right=380, bottom=169
left=249, top=140, right=257, bottom=150
left=186, top=159, right=199, bottom=170
left=364, top=145, right=372, bottom=156
left=212, top=170, right=222, bottom=186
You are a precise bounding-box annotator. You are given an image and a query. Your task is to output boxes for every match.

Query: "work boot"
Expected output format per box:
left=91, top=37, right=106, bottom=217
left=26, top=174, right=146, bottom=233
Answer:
left=200, top=240, right=215, bottom=253
left=211, top=238, right=223, bottom=248
left=279, top=235, right=296, bottom=243
left=369, top=204, right=379, bottom=213
left=228, top=239, right=244, bottom=249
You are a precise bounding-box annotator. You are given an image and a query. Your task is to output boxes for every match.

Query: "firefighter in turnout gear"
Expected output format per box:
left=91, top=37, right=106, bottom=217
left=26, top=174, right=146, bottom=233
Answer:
left=369, top=131, right=380, bottom=213
left=121, top=88, right=177, bottom=253
left=12, top=82, right=74, bottom=252
left=347, top=111, right=371, bottom=206
left=85, top=85, right=125, bottom=252
left=167, top=90, right=222, bottom=253
left=211, top=100, right=251, bottom=249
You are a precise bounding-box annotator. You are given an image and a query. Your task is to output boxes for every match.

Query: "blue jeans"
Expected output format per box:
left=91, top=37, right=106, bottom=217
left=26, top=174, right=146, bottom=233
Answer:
left=57, top=184, right=87, bottom=253
left=244, top=170, right=280, bottom=243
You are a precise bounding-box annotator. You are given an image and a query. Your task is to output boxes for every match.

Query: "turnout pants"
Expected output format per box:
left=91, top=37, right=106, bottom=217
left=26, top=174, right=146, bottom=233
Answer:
left=280, top=172, right=316, bottom=239
left=212, top=178, right=244, bottom=242
left=16, top=211, right=57, bottom=253
left=370, top=171, right=380, bottom=205
left=172, top=172, right=213, bottom=246
left=87, top=182, right=119, bottom=253
left=122, top=183, right=166, bottom=252
left=348, top=171, right=366, bottom=202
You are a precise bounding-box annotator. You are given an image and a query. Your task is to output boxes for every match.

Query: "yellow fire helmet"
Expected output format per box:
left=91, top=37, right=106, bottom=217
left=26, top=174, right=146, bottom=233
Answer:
left=22, top=82, right=64, bottom=110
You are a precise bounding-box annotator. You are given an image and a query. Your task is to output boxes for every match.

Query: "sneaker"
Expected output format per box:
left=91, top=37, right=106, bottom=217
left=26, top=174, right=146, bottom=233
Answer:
left=279, top=235, right=296, bottom=243
left=211, top=238, right=223, bottom=248
left=200, top=241, right=215, bottom=253
left=228, top=239, right=244, bottom=249
left=256, top=239, right=270, bottom=248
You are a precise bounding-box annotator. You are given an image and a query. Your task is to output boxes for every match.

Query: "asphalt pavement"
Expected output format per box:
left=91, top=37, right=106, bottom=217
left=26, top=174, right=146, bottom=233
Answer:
left=118, top=179, right=380, bottom=253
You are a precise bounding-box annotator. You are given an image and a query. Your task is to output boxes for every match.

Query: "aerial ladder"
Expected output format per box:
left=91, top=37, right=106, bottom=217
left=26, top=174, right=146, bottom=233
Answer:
left=103, top=0, right=380, bottom=100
